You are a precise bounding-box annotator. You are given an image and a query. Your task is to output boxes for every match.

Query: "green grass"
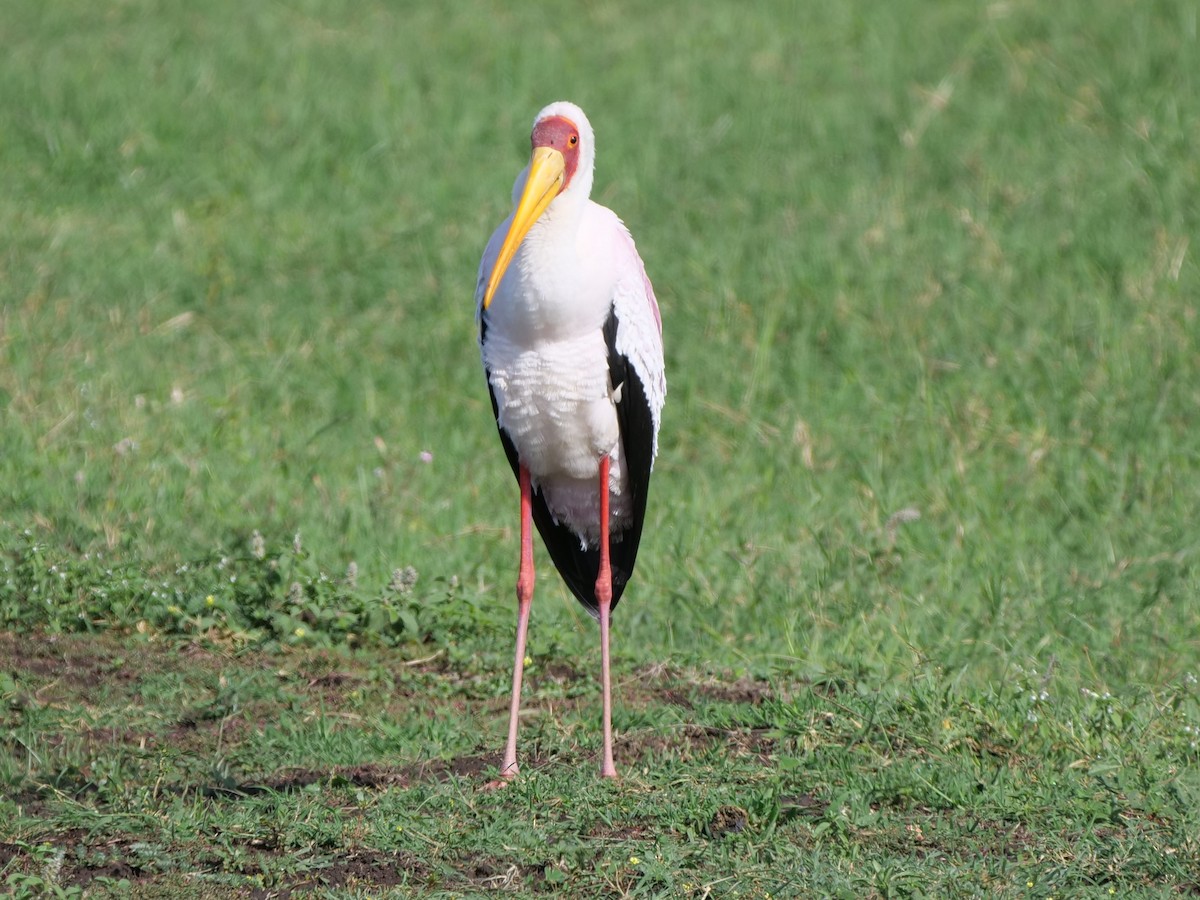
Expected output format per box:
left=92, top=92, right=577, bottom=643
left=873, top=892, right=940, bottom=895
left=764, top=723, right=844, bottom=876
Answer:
left=2, top=0, right=1198, bottom=896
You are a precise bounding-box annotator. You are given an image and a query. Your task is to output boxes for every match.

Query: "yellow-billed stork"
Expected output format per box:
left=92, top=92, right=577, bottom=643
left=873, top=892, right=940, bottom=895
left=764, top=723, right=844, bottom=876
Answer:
left=476, top=101, right=666, bottom=781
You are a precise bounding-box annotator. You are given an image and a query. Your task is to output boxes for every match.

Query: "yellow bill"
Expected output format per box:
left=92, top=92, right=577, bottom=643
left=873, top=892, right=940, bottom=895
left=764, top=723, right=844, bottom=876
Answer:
left=481, top=146, right=566, bottom=310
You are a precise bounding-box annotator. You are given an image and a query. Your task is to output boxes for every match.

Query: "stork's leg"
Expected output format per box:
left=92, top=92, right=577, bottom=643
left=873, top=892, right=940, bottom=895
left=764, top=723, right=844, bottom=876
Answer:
left=494, top=464, right=535, bottom=786
left=595, top=454, right=617, bottom=779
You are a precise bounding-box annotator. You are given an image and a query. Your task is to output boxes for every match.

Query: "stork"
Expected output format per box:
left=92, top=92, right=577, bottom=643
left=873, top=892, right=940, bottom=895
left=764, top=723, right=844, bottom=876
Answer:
left=476, top=101, right=666, bottom=781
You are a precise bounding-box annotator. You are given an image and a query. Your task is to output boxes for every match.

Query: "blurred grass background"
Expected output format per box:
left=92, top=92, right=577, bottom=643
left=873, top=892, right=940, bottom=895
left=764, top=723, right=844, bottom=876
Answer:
left=1, top=0, right=1197, bottom=688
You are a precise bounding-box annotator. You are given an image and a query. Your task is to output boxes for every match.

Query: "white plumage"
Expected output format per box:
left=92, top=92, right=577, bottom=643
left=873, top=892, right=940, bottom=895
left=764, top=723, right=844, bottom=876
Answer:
left=477, top=103, right=664, bottom=546
left=475, top=101, right=665, bottom=782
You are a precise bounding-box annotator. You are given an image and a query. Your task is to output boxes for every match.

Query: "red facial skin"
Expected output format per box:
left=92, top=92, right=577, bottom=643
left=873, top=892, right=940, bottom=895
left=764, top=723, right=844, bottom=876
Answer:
left=531, top=116, right=581, bottom=191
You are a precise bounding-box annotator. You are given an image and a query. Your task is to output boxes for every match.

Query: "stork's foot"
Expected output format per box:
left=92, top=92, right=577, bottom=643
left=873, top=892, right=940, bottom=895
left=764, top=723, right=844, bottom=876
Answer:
left=482, top=764, right=518, bottom=791
left=600, top=764, right=618, bottom=780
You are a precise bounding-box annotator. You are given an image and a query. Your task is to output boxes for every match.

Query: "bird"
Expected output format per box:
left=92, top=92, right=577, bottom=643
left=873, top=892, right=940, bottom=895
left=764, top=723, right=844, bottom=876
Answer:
left=475, top=101, right=666, bottom=782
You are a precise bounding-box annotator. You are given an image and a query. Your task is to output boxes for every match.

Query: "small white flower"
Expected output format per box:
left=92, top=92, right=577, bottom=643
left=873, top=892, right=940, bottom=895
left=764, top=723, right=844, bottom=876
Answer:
left=390, top=566, right=418, bottom=594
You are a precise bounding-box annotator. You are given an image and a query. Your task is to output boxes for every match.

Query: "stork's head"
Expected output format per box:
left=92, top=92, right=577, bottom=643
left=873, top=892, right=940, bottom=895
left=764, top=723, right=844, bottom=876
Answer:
left=482, top=102, right=595, bottom=310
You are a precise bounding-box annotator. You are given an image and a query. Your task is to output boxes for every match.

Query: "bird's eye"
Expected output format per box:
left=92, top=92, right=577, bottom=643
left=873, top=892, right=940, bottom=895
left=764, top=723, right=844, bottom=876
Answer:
left=568, top=134, right=578, bottom=147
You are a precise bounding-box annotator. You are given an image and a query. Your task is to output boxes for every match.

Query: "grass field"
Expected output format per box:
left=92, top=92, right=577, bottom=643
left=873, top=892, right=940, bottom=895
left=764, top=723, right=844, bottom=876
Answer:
left=2, top=0, right=1199, bottom=896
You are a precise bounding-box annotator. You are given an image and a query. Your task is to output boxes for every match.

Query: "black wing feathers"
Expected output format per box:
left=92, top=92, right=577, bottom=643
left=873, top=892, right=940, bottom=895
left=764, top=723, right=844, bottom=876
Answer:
left=602, top=308, right=655, bottom=611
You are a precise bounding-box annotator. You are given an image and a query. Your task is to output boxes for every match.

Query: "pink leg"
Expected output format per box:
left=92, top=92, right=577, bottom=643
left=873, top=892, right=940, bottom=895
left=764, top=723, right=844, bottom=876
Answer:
left=491, top=465, right=535, bottom=787
left=595, top=455, right=617, bottom=779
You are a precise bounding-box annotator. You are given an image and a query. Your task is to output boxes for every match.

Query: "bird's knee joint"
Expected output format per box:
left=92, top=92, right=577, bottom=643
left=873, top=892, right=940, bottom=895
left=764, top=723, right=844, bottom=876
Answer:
left=594, top=574, right=612, bottom=607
